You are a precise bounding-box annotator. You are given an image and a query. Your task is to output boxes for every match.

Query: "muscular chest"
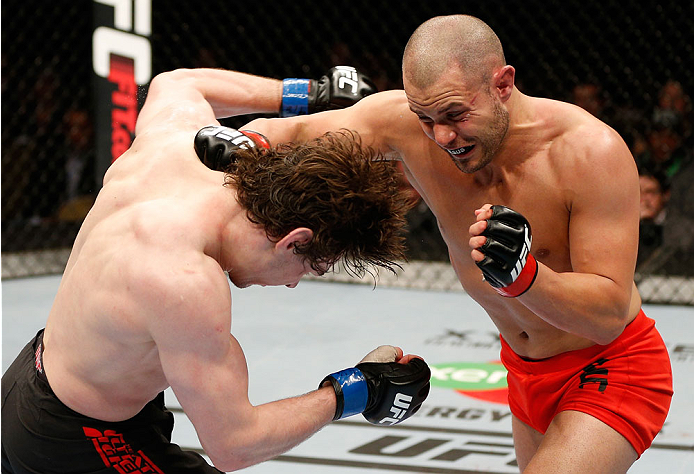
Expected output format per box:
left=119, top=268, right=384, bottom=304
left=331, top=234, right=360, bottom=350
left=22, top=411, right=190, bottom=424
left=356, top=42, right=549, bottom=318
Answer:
left=401, top=144, right=572, bottom=288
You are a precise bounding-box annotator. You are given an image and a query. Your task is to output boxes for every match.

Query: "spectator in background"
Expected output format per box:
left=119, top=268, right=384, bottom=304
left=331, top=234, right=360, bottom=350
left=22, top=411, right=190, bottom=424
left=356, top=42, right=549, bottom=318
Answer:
left=637, top=165, right=694, bottom=277
left=571, top=82, right=605, bottom=118
left=640, top=116, right=690, bottom=179
left=57, top=108, right=96, bottom=221
left=635, top=81, right=694, bottom=220
left=652, top=80, right=692, bottom=137
left=570, top=81, right=649, bottom=160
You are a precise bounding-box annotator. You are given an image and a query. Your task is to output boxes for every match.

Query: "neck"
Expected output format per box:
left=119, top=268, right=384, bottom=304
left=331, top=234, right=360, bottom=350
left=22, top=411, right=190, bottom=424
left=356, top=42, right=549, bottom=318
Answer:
left=471, top=88, right=535, bottom=186
left=203, top=184, right=246, bottom=268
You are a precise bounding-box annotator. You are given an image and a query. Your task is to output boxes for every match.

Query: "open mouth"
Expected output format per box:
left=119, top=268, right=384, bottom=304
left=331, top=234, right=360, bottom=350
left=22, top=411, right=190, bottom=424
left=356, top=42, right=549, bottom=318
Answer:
left=447, top=145, right=475, bottom=157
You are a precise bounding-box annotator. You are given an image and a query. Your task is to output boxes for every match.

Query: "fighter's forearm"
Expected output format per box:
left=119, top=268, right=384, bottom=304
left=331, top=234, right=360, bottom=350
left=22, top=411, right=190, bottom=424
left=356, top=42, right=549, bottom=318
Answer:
left=243, top=116, right=312, bottom=145
left=176, top=68, right=283, bottom=118
left=517, top=264, right=633, bottom=345
left=205, top=387, right=335, bottom=471
left=135, top=68, right=282, bottom=136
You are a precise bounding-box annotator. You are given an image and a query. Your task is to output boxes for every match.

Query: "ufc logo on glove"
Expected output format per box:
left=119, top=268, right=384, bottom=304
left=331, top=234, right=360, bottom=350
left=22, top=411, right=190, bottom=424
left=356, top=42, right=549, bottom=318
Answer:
left=333, top=66, right=360, bottom=95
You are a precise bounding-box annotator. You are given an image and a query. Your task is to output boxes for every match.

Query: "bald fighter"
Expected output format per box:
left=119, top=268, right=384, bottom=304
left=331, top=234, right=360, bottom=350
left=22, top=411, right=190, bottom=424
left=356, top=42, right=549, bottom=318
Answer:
left=1, top=67, right=431, bottom=473
left=193, top=15, right=673, bottom=473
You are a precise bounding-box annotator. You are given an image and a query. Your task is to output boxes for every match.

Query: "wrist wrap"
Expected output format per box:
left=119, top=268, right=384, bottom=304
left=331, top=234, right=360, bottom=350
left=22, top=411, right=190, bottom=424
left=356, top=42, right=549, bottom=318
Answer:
left=320, top=367, right=368, bottom=420
left=495, top=252, right=538, bottom=297
left=281, top=78, right=311, bottom=117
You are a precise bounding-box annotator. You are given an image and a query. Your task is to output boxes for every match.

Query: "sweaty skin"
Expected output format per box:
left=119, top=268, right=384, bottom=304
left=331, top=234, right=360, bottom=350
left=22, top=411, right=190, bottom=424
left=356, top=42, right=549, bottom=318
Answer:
left=40, top=69, right=346, bottom=471
left=224, top=14, right=649, bottom=473
left=246, top=74, right=641, bottom=361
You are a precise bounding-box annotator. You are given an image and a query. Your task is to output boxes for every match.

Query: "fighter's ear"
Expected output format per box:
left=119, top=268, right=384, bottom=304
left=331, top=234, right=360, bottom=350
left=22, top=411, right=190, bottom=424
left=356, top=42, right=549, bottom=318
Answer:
left=276, top=228, right=314, bottom=252
left=494, top=65, right=515, bottom=101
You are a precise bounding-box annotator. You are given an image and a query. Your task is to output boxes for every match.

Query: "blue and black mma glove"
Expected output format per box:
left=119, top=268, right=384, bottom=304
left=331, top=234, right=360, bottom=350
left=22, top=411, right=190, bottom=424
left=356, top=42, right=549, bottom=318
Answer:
left=476, top=205, right=539, bottom=298
left=321, top=346, right=430, bottom=425
left=194, top=125, right=270, bottom=171
left=280, top=66, right=377, bottom=117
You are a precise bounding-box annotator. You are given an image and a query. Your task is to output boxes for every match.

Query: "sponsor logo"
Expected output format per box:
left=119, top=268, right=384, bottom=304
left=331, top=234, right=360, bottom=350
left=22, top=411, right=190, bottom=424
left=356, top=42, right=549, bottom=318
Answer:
left=34, top=342, right=43, bottom=373
left=333, top=65, right=360, bottom=95
left=669, top=343, right=694, bottom=363
left=425, top=329, right=500, bottom=349
left=92, top=0, right=152, bottom=162
left=511, top=227, right=532, bottom=281
left=579, top=357, right=609, bottom=392
left=378, top=393, right=412, bottom=425
left=83, top=427, right=164, bottom=473
left=349, top=433, right=517, bottom=469
left=430, top=361, right=508, bottom=405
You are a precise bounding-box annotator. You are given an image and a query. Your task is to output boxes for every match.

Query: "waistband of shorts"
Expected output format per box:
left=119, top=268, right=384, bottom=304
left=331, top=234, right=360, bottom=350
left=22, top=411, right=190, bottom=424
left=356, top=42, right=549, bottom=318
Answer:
left=500, top=309, right=652, bottom=374
left=27, top=328, right=168, bottom=425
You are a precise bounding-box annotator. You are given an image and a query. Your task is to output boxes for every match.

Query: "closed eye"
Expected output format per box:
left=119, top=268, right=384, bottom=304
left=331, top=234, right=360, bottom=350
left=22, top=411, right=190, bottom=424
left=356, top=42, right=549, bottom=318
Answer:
left=447, top=111, right=469, bottom=121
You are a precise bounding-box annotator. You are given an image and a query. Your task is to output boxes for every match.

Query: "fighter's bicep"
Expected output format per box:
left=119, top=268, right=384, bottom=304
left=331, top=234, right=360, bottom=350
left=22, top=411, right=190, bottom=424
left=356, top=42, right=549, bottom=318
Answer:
left=245, top=91, right=404, bottom=154
left=137, top=262, right=246, bottom=404
left=567, top=142, right=639, bottom=286
left=136, top=73, right=218, bottom=136
left=150, top=281, right=255, bottom=442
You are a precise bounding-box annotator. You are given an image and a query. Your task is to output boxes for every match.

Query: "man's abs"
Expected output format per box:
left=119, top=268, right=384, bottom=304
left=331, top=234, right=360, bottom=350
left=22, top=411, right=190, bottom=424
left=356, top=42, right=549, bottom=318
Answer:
left=476, top=287, right=640, bottom=359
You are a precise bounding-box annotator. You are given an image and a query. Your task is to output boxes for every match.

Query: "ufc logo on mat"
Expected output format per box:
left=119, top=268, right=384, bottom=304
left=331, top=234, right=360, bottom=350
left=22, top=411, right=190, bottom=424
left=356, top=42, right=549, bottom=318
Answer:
left=334, top=66, right=360, bottom=95
left=378, top=393, right=413, bottom=425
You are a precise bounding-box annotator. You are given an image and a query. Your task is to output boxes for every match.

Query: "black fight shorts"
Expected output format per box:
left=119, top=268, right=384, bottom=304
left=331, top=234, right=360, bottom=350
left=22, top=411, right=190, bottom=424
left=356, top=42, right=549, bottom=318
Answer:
left=1, top=329, right=222, bottom=474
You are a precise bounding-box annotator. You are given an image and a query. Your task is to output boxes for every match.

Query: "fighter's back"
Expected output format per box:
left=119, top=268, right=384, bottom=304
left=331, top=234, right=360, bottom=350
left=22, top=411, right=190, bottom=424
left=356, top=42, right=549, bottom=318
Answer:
left=42, top=127, right=231, bottom=421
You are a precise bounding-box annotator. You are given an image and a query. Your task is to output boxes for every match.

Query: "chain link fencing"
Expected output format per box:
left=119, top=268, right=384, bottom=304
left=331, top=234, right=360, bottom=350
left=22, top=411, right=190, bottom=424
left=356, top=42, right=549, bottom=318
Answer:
left=2, top=0, right=693, bottom=304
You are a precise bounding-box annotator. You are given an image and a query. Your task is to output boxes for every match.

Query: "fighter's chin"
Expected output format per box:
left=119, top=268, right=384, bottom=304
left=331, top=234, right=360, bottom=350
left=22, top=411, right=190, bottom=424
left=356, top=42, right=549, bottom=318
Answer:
left=226, top=273, right=251, bottom=289
left=449, top=148, right=494, bottom=173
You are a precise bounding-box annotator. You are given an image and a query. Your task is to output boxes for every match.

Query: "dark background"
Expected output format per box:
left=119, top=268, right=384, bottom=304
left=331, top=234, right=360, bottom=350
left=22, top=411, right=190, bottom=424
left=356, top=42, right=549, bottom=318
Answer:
left=2, top=0, right=693, bottom=300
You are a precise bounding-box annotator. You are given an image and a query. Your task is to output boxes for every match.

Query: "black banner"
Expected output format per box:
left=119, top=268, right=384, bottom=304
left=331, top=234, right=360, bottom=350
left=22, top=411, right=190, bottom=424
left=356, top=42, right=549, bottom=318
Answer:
left=92, top=0, right=152, bottom=185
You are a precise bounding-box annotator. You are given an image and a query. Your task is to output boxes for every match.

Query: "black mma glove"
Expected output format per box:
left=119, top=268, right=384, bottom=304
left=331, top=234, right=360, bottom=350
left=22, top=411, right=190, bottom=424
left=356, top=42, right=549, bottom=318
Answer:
left=476, top=205, right=539, bottom=297
left=280, top=66, right=377, bottom=117
left=320, top=347, right=430, bottom=425
left=194, top=125, right=270, bottom=171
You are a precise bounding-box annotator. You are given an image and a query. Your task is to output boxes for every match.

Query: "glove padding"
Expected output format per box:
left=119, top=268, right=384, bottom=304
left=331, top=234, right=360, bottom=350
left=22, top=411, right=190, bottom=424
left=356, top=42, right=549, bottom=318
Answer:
left=194, top=125, right=270, bottom=171
left=321, top=346, right=430, bottom=425
left=280, top=66, right=377, bottom=117
left=476, top=205, right=538, bottom=297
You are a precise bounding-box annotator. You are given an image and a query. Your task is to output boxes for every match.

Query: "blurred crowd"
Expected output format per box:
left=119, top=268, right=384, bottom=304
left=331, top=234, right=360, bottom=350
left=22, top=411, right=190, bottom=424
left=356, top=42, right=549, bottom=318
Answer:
left=336, top=40, right=694, bottom=277
left=2, top=42, right=692, bottom=277
left=568, top=79, right=694, bottom=277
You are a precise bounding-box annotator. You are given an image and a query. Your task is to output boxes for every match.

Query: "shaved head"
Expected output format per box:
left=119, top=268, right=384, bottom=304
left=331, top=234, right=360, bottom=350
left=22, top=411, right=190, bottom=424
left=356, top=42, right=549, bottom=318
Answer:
left=403, top=15, right=506, bottom=89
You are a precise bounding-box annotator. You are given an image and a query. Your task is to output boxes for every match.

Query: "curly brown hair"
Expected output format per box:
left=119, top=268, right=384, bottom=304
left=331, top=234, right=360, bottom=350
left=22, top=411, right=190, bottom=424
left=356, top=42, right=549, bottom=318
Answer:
left=224, top=130, right=412, bottom=277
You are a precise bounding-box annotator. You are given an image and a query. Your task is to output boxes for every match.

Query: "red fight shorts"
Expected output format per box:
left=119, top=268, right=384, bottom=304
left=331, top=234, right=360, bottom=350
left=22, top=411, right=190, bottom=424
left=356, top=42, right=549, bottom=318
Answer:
left=500, top=309, right=673, bottom=456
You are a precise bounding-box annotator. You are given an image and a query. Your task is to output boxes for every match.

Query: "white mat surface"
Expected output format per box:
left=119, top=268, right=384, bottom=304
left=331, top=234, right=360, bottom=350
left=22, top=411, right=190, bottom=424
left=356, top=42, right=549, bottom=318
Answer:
left=3, top=275, right=693, bottom=473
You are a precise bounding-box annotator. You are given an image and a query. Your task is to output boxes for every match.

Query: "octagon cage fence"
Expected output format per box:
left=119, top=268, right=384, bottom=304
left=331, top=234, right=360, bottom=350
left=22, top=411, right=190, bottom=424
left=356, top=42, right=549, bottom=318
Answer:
left=2, top=0, right=693, bottom=305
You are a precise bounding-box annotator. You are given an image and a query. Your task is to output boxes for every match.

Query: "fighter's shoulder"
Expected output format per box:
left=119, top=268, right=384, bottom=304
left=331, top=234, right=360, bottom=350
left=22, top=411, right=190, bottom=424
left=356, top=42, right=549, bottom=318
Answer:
left=547, top=100, right=631, bottom=166
left=360, top=89, right=408, bottom=105
left=130, top=234, right=230, bottom=317
left=355, top=90, right=412, bottom=116
left=106, top=127, right=202, bottom=184
left=351, top=90, right=421, bottom=143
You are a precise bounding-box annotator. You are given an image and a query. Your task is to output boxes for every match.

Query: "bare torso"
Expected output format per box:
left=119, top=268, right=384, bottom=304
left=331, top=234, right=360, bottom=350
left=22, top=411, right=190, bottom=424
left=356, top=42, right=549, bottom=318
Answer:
left=258, top=89, right=641, bottom=359
left=382, top=91, right=641, bottom=357
left=42, top=129, right=233, bottom=421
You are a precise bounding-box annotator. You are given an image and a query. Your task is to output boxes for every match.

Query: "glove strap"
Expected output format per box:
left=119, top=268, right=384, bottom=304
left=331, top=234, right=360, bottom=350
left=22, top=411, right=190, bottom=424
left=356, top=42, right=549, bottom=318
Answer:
left=320, top=368, right=368, bottom=420
left=495, top=253, right=538, bottom=298
left=240, top=130, right=271, bottom=150
left=281, top=78, right=311, bottom=117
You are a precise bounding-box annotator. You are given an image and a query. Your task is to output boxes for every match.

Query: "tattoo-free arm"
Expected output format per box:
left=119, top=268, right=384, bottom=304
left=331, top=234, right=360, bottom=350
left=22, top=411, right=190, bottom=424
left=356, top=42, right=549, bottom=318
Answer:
left=514, top=129, right=640, bottom=344
left=135, top=68, right=282, bottom=136
left=146, top=262, right=335, bottom=472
